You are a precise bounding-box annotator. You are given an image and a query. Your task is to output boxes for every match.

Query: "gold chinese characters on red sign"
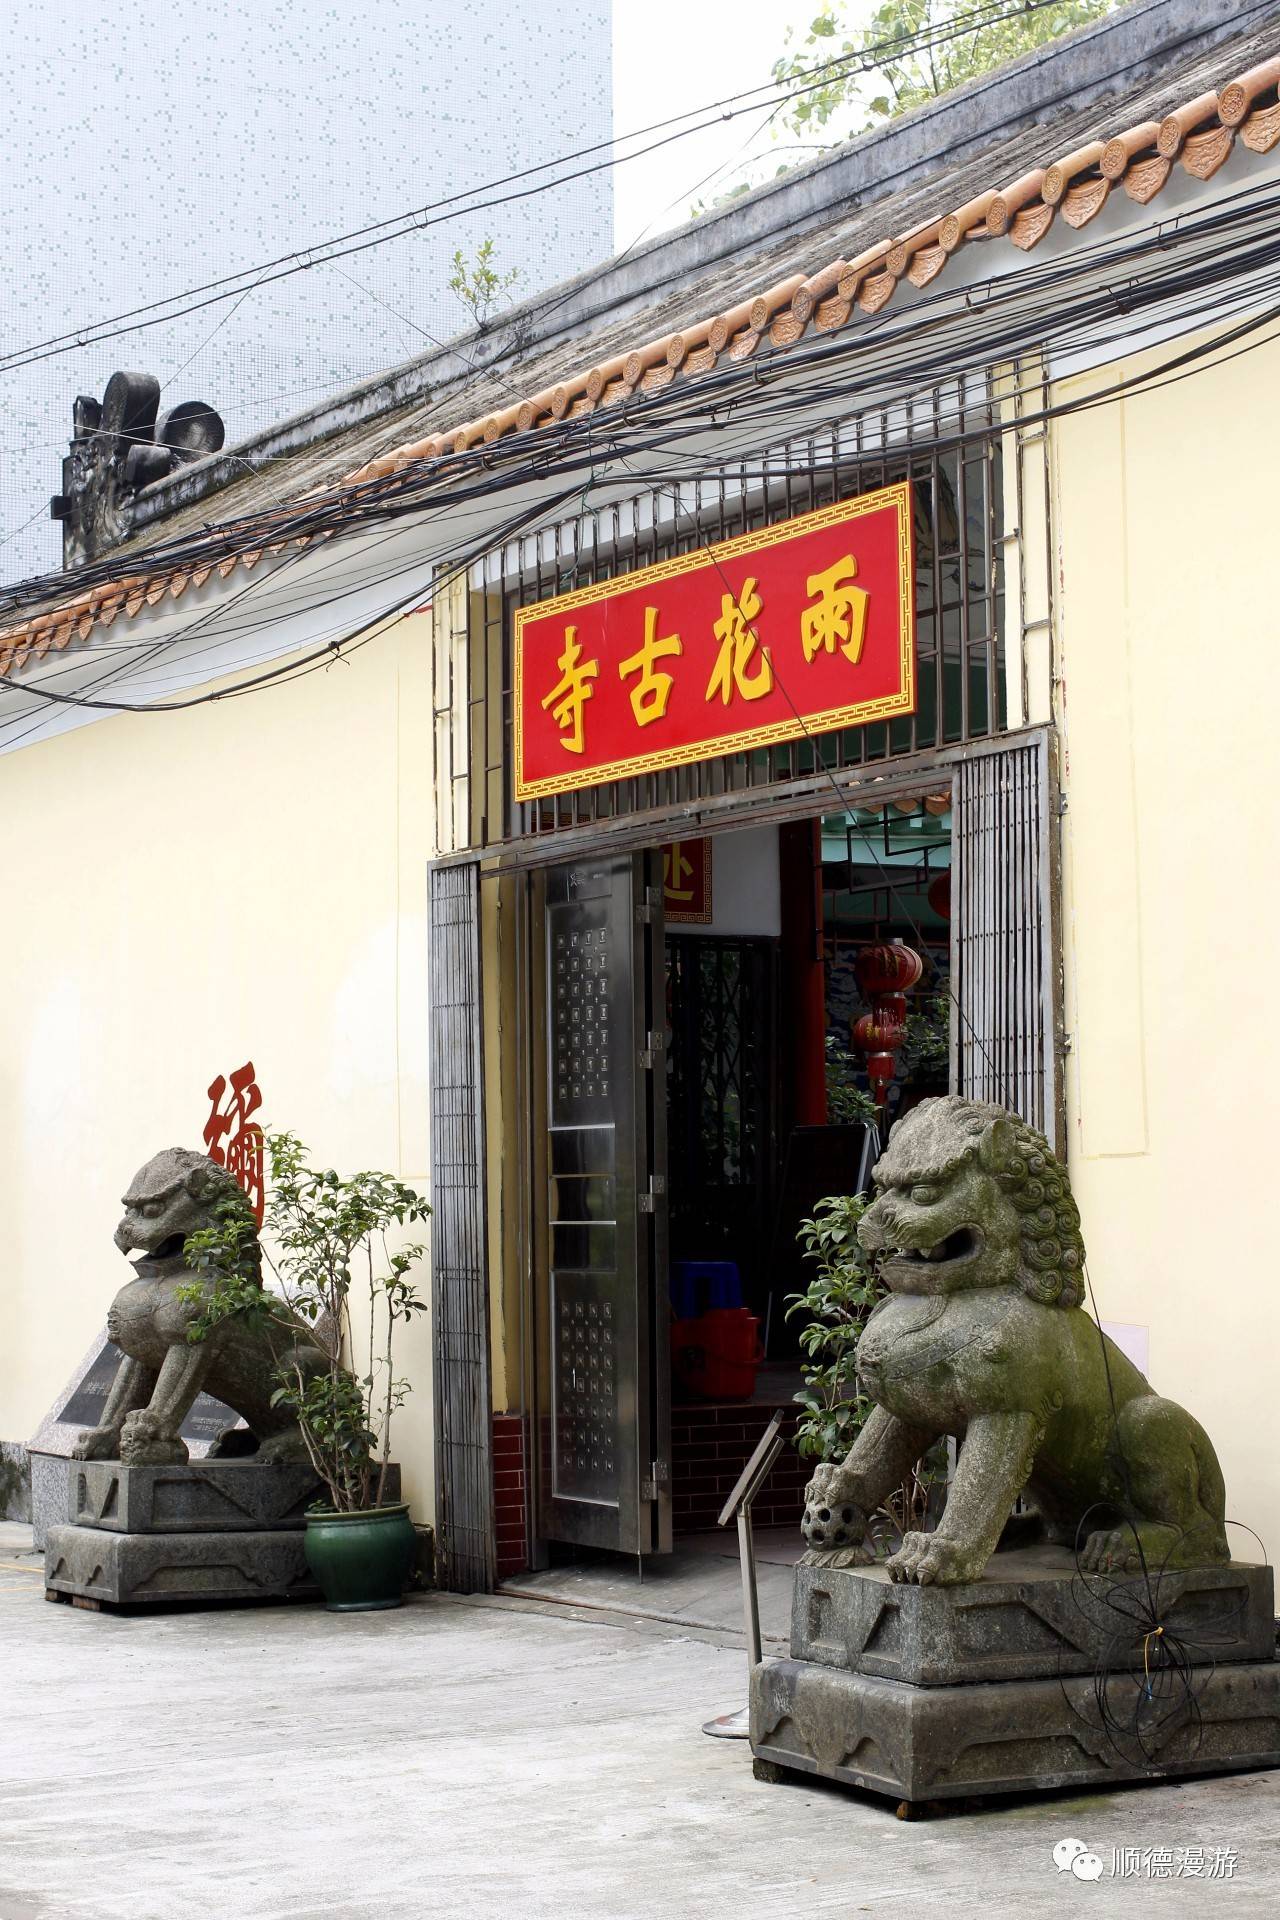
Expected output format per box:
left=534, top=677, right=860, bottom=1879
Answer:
left=513, top=485, right=915, bottom=801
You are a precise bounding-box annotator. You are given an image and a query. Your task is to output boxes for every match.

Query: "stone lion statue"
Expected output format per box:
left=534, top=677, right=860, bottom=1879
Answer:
left=801, top=1097, right=1228, bottom=1584
left=73, top=1148, right=331, bottom=1468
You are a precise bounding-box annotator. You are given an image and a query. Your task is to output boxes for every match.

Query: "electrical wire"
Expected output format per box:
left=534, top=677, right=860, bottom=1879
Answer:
left=7, top=165, right=1279, bottom=679
left=6, top=169, right=1280, bottom=750
left=0, top=0, right=1119, bottom=376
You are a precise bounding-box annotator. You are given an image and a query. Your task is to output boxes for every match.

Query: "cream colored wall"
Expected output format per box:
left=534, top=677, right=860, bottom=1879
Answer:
left=1052, top=327, right=1280, bottom=1557
left=0, top=610, right=440, bottom=1521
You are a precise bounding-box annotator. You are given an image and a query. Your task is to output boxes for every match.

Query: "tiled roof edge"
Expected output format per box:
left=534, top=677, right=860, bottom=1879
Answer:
left=3, top=43, right=1279, bottom=679
left=126, top=0, right=1266, bottom=536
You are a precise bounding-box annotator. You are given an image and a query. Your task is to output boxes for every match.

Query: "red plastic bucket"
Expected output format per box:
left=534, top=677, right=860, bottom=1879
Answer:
left=671, top=1306, right=764, bottom=1401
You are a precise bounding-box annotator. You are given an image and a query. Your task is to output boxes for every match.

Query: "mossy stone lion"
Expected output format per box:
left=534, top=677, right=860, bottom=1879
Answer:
left=801, top=1097, right=1229, bottom=1584
left=73, top=1147, right=331, bottom=1468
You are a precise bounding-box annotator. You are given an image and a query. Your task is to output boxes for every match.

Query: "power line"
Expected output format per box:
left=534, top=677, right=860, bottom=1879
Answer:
left=0, top=0, right=1090, bottom=377
left=5, top=165, right=1276, bottom=628
left=4, top=251, right=1277, bottom=737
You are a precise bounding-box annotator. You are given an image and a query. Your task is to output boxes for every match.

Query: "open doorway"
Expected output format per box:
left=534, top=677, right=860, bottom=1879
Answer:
left=500, top=793, right=956, bottom=1620
left=661, top=798, right=953, bottom=1555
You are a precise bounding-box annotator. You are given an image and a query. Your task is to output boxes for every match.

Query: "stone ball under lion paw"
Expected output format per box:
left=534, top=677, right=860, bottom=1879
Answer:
left=802, top=1489, right=866, bottom=1556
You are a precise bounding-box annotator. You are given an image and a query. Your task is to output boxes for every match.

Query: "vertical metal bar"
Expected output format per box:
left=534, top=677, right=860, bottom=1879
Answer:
left=737, top=1508, right=762, bottom=1670
left=429, top=862, right=494, bottom=1593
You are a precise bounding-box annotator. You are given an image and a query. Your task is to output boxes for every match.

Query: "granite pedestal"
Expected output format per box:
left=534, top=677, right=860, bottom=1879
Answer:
left=44, top=1461, right=400, bottom=1609
left=750, top=1547, right=1280, bottom=1805
left=26, top=1329, right=244, bottom=1548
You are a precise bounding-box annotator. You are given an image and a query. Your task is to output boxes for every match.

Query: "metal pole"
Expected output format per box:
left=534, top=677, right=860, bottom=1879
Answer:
left=737, top=1507, right=762, bottom=1671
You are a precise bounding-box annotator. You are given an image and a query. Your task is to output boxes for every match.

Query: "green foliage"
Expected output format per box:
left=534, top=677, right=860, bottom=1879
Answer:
left=824, top=1034, right=881, bottom=1128
left=447, top=238, right=522, bottom=328
left=900, top=988, right=950, bottom=1080
left=788, top=1191, right=945, bottom=1550
left=181, top=1131, right=430, bottom=1513
left=787, top=1193, right=882, bottom=1463
left=772, top=1, right=1118, bottom=144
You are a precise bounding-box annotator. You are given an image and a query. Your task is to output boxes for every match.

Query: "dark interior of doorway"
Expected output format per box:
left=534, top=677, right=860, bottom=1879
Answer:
left=663, top=797, right=953, bottom=1547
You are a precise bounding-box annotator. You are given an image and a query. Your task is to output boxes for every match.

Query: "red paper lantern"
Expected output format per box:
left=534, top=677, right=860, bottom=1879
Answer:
left=852, top=942, right=921, bottom=1106
left=855, top=941, right=924, bottom=997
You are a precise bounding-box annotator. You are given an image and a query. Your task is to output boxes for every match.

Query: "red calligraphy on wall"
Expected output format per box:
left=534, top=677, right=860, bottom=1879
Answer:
left=513, top=486, right=915, bottom=801
left=203, top=1061, right=265, bottom=1226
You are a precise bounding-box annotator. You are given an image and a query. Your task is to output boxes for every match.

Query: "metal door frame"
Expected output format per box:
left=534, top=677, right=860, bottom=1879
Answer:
left=427, top=858, right=494, bottom=1593
left=527, top=849, right=672, bottom=1559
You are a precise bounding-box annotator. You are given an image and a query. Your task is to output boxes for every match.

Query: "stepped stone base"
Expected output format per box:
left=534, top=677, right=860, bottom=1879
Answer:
left=68, top=1459, right=398, bottom=1533
left=45, top=1523, right=318, bottom=1607
left=751, top=1655, right=1280, bottom=1804
left=791, top=1548, right=1276, bottom=1685
left=754, top=1550, right=1280, bottom=1804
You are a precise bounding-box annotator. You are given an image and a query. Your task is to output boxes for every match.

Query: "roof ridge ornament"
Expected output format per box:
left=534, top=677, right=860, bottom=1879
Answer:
left=50, top=371, right=225, bottom=570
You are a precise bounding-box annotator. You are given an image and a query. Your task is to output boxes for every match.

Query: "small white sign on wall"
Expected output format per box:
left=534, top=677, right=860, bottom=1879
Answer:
left=1100, top=1319, right=1150, bottom=1377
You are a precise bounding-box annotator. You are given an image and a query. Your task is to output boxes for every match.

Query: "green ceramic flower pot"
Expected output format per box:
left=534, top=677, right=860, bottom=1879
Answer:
left=304, top=1502, right=416, bottom=1612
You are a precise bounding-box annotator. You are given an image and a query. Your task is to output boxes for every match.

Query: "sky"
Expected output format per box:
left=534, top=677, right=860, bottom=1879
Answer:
left=612, top=0, right=827, bottom=248
left=2, top=0, right=839, bottom=581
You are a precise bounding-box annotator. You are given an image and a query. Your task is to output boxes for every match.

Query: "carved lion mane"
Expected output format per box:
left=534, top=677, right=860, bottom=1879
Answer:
left=872, top=1096, right=1086, bottom=1308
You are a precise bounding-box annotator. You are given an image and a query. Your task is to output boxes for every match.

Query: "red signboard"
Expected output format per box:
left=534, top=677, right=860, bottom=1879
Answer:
left=662, top=839, right=712, bottom=924
left=513, top=485, right=915, bottom=801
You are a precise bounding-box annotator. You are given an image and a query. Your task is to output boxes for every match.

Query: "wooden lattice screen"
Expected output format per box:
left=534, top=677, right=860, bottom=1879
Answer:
left=428, top=859, right=494, bottom=1593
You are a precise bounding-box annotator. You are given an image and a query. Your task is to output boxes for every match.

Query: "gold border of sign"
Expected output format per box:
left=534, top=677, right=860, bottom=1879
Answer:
left=512, top=482, right=915, bottom=802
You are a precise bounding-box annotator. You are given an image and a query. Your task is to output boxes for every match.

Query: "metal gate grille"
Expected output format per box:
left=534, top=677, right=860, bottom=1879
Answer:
left=428, top=860, right=494, bottom=1593
left=951, top=734, right=1061, bottom=1151
left=472, top=376, right=1005, bottom=848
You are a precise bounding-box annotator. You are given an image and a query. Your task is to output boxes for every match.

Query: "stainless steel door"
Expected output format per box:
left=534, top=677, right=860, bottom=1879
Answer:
left=535, top=851, right=670, bottom=1555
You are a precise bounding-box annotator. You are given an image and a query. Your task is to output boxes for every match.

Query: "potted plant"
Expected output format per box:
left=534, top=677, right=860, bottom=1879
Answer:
left=787, top=1194, right=942, bottom=1552
left=181, top=1130, right=430, bottom=1611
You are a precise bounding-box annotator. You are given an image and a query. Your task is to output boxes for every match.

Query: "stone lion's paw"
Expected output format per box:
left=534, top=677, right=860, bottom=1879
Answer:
left=1081, top=1527, right=1141, bottom=1576
left=887, top=1533, right=980, bottom=1585
left=120, top=1409, right=189, bottom=1467
left=71, top=1425, right=119, bottom=1462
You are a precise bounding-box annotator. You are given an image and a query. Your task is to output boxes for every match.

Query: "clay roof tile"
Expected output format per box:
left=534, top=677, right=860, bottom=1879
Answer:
left=708, top=297, right=757, bottom=354
left=1041, top=141, right=1108, bottom=207
left=1181, top=122, right=1236, bottom=179
left=1157, top=90, right=1221, bottom=158
left=886, top=219, right=945, bottom=277
left=791, top=260, right=847, bottom=327
left=748, top=274, right=807, bottom=333
left=1242, top=96, right=1280, bottom=154
left=624, top=336, right=678, bottom=388
left=836, top=243, right=892, bottom=302
left=986, top=169, right=1047, bottom=235
left=1218, top=54, right=1280, bottom=126
left=483, top=406, right=523, bottom=444
left=585, top=352, right=631, bottom=401
left=1100, top=121, right=1162, bottom=178
left=939, top=190, right=999, bottom=252
left=1122, top=152, right=1173, bottom=203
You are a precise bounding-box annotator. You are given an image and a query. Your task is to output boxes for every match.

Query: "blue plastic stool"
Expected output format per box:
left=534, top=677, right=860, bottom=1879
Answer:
left=670, top=1258, right=743, bottom=1318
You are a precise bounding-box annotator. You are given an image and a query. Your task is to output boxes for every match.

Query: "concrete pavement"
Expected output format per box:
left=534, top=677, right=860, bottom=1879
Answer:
left=0, top=1522, right=1277, bottom=1919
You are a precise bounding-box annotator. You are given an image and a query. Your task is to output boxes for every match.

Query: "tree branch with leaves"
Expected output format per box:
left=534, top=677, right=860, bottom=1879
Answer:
left=180, top=1131, right=429, bottom=1513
